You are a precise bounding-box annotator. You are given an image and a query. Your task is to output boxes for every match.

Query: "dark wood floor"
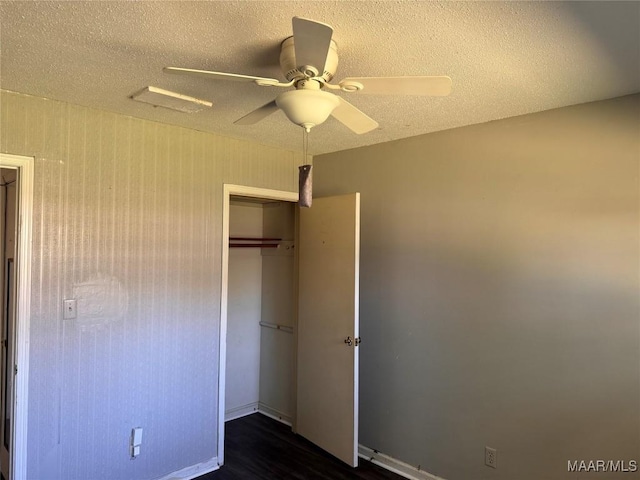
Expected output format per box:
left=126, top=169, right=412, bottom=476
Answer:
left=197, top=413, right=404, bottom=480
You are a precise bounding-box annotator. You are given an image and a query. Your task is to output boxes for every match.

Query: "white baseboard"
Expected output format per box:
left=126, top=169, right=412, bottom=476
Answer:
left=225, top=401, right=292, bottom=427
left=358, top=445, right=447, bottom=480
left=225, top=401, right=259, bottom=422
left=257, top=402, right=292, bottom=426
left=156, top=456, right=219, bottom=480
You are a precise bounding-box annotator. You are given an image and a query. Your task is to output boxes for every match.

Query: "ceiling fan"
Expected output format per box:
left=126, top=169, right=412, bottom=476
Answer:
left=164, top=17, right=451, bottom=134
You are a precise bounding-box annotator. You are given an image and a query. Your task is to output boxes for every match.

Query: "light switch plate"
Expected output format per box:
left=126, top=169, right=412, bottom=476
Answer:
left=132, top=427, right=143, bottom=446
left=130, top=428, right=143, bottom=458
left=63, top=299, right=77, bottom=319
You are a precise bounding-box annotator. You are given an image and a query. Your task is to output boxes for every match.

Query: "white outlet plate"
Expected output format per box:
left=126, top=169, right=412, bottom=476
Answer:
left=485, top=446, right=497, bottom=468
left=63, top=299, right=77, bottom=319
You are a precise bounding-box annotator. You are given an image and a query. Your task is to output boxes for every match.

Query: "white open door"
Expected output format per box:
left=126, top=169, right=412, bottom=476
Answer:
left=297, top=193, right=360, bottom=467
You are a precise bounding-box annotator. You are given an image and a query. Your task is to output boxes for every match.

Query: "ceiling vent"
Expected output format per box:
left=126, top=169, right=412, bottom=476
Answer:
left=131, top=86, right=212, bottom=113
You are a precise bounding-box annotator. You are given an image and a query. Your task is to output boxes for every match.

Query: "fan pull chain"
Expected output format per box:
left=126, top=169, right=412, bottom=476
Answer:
left=298, top=127, right=313, bottom=208
left=304, top=128, right=309, bottom=164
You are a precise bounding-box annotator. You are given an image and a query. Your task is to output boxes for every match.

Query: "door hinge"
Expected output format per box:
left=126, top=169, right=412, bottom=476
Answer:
left=14, top=364, right=18, bottom=375
left=355, top=337, right=361, bottom=346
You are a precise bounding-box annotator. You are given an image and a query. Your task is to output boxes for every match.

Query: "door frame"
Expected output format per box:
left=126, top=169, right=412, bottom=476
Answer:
left=0, top=154, right=33, bottom=480
left=218, top=184, right=298, bottom=465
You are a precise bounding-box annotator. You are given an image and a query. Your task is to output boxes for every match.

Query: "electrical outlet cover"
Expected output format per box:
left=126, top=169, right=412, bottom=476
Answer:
left=485, top=446, right=497, bottom=468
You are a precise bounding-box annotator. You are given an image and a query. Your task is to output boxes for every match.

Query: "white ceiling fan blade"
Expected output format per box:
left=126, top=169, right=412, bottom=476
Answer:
left=164, top=67, right=279, bottom=85
left=234, top=100, right=280, bottom=125
left=341, top=76, right=452, bottom=96
left=331, top=97, right=378, bottom=134
left=292, top=17, right=334, bottom=74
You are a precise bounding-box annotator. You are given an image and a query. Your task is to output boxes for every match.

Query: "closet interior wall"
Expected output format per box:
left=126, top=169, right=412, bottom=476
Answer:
left=259, top=201, right=295, bottom=424
left=226, top=200, right=295, bottom=425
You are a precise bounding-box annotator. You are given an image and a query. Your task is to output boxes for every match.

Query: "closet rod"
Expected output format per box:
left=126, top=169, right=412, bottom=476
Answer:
left=229, top=243, right=279, bottom=248
left=259, top=321, right=293, bottom=333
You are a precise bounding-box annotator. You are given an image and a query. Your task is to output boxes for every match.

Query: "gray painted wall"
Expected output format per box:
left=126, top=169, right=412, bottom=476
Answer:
left=0, top=90, right=299, bottom=480
left=314, top=95, right=640, bottom=480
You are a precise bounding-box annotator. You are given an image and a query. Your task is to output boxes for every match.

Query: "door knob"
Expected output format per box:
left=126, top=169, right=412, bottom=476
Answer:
left=344, top=336, right=361, bottom=347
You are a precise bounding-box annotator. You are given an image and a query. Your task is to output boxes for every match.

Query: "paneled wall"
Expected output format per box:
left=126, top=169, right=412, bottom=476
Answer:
left=0, top=90, right=299, bottom=480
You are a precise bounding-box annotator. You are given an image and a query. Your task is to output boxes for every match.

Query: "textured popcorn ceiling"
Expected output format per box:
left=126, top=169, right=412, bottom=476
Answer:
left=1, top=1, right=638, bottom=155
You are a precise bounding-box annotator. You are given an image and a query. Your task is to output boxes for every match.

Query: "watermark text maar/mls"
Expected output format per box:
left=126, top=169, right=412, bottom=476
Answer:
left=568, top=460, right=637, bottom=473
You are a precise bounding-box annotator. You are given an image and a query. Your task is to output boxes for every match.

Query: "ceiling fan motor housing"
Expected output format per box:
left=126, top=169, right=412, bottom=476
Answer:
left=280, top=37, right=339, bottom=84
left=275, top=89, right=340, bottom=131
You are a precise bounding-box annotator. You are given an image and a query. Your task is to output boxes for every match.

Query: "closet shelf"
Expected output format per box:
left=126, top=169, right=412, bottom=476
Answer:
left=230, top=237, right=282, bottom=241
left=229, top=237, right=282, bottom=248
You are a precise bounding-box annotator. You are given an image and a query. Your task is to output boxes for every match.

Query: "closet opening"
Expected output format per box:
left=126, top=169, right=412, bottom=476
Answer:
left=217, top=185, right=298, bottom=465
left=225, top=195, right=296, bottom=426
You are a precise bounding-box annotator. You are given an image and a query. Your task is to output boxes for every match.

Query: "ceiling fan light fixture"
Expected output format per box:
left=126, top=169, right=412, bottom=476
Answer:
left=164, top=17, right=451, bottom=134
left=276, top=89, right=340, bottom=131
